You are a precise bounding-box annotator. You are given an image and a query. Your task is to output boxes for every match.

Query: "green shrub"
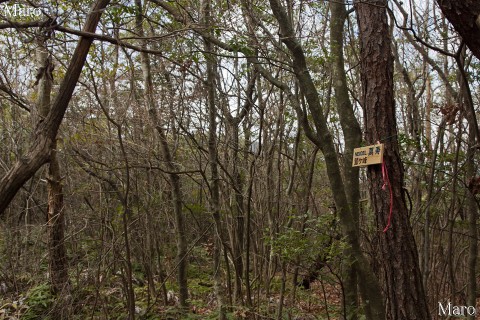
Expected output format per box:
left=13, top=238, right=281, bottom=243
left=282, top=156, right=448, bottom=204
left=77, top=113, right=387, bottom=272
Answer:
left=22, top=283, right=55, bottom=320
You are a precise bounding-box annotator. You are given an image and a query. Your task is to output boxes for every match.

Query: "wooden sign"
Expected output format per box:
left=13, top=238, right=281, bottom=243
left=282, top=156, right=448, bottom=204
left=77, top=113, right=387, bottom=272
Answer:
left=352, top=143, right=384, bottom=167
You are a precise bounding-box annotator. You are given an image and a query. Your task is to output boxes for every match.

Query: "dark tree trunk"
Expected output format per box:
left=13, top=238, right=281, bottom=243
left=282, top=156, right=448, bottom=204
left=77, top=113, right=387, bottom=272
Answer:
left=355, top=0, right=429, bottom=318
left=435, top=0, right=480, bottom=60
left=458, top=48, right=478, bottom=320
left=47, top=149, right=69, bottom=294
left=330, top=1, right=362, bottom=317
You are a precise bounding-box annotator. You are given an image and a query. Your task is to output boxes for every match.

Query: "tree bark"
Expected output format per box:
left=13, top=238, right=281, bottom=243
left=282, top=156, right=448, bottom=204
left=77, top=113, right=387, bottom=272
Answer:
left=330, top=1, right=362, bottom=318
left=466, top=124, right=477, bottom=320
left=458, top=49, right=478, bottom=320
left=435, top=0, right=480, bottom=60
left=0, top=0, right=111, bottom=215
left=35, top=37, right=70, bottom=318
left=354, top=0, right=429, bottom=318
left=205, top=35, right=228, bottom=320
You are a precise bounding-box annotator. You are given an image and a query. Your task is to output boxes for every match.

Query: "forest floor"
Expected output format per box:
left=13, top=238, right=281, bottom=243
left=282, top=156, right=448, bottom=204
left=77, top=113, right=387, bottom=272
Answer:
left=0, top=228, right=344, bottom=319
left=0, top=254, right=343, bottom=319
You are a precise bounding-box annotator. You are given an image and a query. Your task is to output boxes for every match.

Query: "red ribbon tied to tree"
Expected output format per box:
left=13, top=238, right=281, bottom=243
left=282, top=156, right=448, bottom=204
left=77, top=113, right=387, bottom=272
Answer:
left=381, top=160, right=393, bottom=233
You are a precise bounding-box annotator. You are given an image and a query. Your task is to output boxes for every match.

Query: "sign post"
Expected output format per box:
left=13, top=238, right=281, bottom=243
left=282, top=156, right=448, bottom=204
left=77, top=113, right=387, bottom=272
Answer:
left=352, top=143, right=384, bottom=167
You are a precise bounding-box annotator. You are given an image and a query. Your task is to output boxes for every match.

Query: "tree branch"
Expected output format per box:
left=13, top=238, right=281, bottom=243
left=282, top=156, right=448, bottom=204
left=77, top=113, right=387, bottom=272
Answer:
left=0, top=0, right=111, bottom=215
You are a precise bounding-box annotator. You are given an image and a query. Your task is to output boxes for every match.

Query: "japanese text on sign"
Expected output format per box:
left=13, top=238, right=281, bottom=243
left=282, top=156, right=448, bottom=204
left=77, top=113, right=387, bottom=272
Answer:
left=352, top=143, right=384, bottom=167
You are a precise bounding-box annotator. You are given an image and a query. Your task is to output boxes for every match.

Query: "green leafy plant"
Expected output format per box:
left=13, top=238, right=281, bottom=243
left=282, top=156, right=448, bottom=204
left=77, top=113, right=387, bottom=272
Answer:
left=22, top=283, right=55, bottom=320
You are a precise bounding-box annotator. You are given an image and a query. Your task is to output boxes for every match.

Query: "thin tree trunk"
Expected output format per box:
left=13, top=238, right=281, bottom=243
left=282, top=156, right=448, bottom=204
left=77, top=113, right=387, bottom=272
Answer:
left=217, top=68, right=255, bottom=305
left=206, top=47, right=228, bottom=320
left=458, top=48, right=478, bottom=319
left=120, top=194, right=135, bottom=320
left=330, top=1, right=361, bottom=317
left=35, top=37, right=70, bottom=318
left=134, top=0, right=189, bottom=308
left=244, top=75, right=266, bottom=308
left=267, top=0, right=385, bottom=318
left=103, top=42, right=136, bottom=319
left=202, top=0, right=227, bottom=316
left=426, top=75, right=432, bottom=152
left=447, top=116, right=463, bottom=300
left=466, top=125, right=477, bottom=320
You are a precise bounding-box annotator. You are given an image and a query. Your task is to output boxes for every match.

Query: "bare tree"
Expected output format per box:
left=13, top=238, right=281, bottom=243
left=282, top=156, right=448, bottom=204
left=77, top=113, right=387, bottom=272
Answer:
left=134, top=0, right=189, bottom=308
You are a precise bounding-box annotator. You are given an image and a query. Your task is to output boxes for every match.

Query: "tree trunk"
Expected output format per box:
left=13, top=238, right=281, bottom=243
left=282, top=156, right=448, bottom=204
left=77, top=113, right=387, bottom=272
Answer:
left=35, top=38, right=70, bottom=318
left=458, top=48, right=478, bottom=320
left=217, top=66, right=255, bottom=305
left=0, top=0, right=110, bottom=215
left=205, top=41, right=228, bottom=320
left=330, top=1, right=362, bottom=318
left=202, top=0, right=227, bottom=317
left=134, top=0, right=189, bottom=308
left=203, top=0, right=231, bottom=320
left=47, top=148, right=69, bottom=296
left=354, top=0, right=429, bottom=318
left=435, top=0, right=480, bottom=60
left=466, top=124, right=477, bottom=320
left=267, top=0, right=385, bottom=318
